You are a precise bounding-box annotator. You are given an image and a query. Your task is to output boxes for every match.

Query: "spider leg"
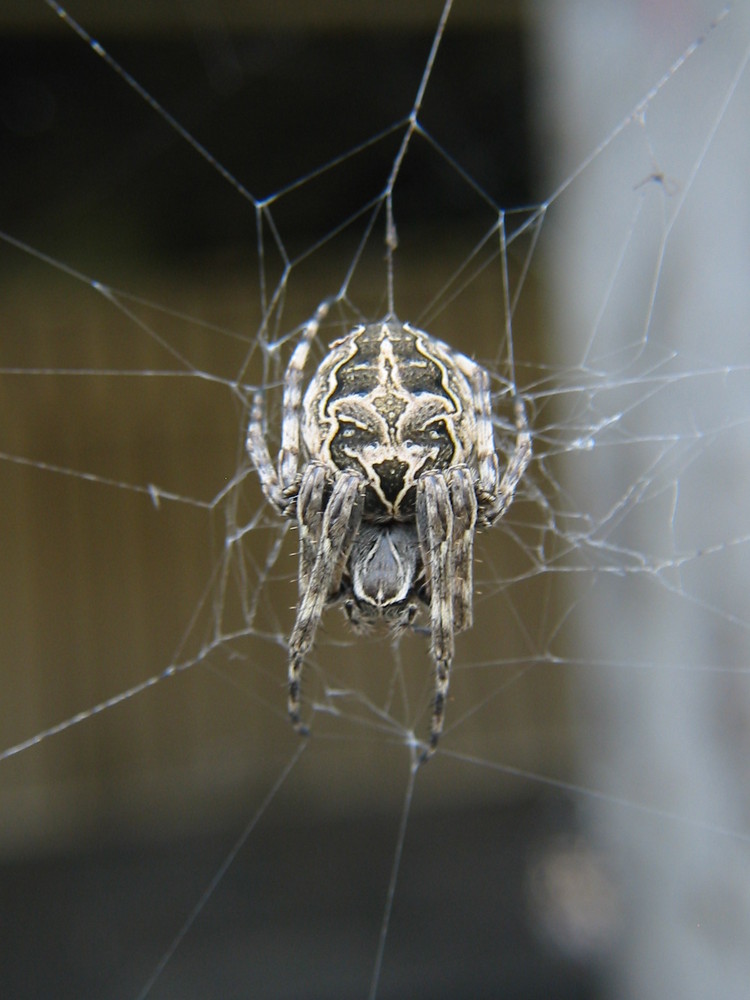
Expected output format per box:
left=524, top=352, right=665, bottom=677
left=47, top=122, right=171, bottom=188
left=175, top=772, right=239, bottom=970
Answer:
left=455, top=355, right=501, bottom=505
left=479, top=395, right=532, bottom=527
left=278, top=300, right=331, bottom=492
left=453, top=353, right=532, bottom=527
left=448, top=466, right=478, bottom=632
left=247, top=299, right=333, bottom=514
left=247, top=391, right=290, bottom=513
left=296, top=463, right=329, bottom=594
left=288, top=471, right=364, bottom=735
left=416, top=472, right=455, bottom=760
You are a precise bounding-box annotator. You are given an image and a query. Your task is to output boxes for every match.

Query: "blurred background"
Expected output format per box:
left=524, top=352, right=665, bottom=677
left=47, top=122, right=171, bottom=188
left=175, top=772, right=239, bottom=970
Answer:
left=1, top=2, right=749, bottom=998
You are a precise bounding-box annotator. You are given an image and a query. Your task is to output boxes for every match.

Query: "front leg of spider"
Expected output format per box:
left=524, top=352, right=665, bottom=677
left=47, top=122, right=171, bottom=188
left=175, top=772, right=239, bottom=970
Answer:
left=447, top=466, right=478, bottom=633
left=417, top=472, right=456, bottom=761
left=295, top=463, right=329, bottom=594
left=288, top=470, right=364, bottom=734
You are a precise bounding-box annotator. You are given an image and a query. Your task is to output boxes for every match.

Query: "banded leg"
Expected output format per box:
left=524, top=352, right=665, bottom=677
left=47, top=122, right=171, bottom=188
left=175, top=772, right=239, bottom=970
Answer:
left=247, top=298, right=333, bottom=514
left=448, top=466, right=478, bottom=633
left=247, top=391, right=289, bottom=513
left=479, top=395, right=532, bottom=526
left=288, top=471, right=363, bottom=734
left=278, top=300, right=331, bottom=491
left=416, top=472, right=455, bottom=760
left=453, top=352, right=532, bottom=527
left=296, top=463, right=330, bottom=594
left=455, top=354, right=502, bottom=505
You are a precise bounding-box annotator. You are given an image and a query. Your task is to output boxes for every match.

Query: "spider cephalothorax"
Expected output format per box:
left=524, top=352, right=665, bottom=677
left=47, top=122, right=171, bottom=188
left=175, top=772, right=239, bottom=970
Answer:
left=247, top=303, right=531, bottom=758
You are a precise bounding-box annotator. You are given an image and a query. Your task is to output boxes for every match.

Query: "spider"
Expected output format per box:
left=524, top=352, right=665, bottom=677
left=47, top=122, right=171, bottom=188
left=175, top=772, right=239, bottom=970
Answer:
left=247, top=302, right=531, bottom=759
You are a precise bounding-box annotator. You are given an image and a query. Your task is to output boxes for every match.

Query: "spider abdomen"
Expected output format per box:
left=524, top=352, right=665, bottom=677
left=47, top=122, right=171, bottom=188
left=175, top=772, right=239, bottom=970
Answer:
left=302, top=319, right=476, bottom=518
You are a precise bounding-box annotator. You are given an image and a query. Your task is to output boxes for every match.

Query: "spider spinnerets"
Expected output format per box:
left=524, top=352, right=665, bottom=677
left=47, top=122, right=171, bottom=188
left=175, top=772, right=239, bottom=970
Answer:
left=247, top=302, right=531, bottom=759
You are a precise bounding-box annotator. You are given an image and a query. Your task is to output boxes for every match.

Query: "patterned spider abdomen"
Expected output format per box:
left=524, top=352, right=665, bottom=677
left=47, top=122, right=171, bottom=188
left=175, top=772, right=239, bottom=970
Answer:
left=301, top=320, right=477, bottom=519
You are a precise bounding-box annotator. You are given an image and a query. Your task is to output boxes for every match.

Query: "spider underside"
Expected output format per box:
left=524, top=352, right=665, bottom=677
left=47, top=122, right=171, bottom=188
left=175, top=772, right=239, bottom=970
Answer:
left=247, top=303, right=531, bottom=760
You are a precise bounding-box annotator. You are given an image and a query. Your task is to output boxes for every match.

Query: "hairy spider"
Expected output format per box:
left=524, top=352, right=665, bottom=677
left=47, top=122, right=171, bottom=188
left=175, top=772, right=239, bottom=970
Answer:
left=247, top=302, right=531, bottom=759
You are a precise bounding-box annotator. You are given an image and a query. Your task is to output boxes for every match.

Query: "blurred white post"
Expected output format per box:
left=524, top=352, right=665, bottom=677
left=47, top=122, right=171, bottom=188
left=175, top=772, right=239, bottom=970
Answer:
left=529, top=4, right=750, bottom=998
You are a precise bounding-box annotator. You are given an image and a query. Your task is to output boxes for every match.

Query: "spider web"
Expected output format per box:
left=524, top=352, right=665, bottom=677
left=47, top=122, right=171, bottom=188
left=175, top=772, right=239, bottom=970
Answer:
left=1, top=2, right=749, bottom=998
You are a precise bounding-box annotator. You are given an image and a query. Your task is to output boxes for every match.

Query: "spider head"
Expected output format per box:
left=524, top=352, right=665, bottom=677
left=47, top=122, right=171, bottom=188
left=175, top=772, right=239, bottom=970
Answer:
left=343, top=522, right=422, bottom=632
